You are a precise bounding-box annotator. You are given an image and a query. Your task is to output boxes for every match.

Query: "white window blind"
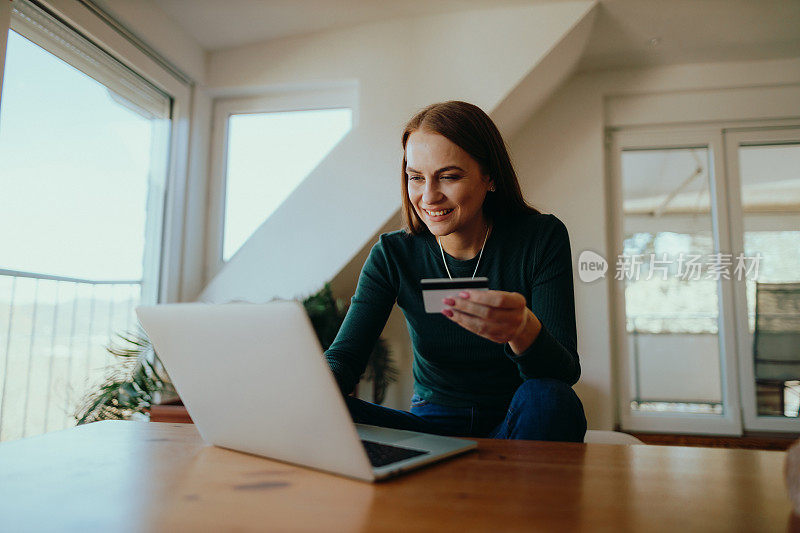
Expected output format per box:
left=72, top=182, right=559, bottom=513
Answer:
left=9, top=0, right=170, bottom=120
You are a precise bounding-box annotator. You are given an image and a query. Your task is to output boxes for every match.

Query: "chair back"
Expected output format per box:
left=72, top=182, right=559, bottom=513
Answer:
left=584, top=430, right=643, bottom=445
left=754, top=282, right=800, bottom=381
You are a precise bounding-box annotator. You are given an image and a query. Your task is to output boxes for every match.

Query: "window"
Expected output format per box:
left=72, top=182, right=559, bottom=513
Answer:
left=610, top=125, right=800, bottom=435
left=727, top=132, right=800, bottom=432
left=207, top=89, right=357, bottom=273
left=0, top=0, right=184, bottom=442
left=222, top=108, right=352, bottom=261
left=0, top=29, right=169, bottom=282
left=619, top=147, right=723, bottom=415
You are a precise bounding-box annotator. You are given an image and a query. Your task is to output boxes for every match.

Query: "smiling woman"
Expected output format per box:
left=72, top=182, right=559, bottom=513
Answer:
left=324, top=101, right=587, bottom=443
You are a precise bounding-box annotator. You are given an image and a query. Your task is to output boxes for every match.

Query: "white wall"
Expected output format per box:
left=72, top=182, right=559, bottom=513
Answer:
left=199, top=1, right=597, bottom=303
left=509, top=56, right=800, bottom=429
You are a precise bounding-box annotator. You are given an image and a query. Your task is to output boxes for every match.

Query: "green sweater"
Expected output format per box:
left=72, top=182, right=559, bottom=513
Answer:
left=325, top=212, right=581, bottom=408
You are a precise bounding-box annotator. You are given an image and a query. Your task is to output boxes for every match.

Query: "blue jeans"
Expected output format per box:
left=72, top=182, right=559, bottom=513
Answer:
left=344, top=378, right=587, bottom=442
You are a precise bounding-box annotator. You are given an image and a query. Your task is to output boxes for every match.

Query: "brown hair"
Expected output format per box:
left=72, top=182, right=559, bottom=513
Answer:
left=400, top=100, right=539, bottom=235
left=401, top=100, right=539, bottom=235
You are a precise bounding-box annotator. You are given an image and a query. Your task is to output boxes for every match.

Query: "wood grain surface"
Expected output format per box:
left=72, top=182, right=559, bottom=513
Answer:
left=0, top=421, right=793, bottom=532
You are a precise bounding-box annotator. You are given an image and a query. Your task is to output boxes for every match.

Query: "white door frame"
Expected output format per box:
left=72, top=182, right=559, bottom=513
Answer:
left=724, top=126, right=800, bottom=432
left=609, top=127, right=743, bottom=435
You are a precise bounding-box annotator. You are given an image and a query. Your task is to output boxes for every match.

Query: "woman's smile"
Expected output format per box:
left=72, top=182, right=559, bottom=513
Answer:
left=423, top=207, right=455, bottom=219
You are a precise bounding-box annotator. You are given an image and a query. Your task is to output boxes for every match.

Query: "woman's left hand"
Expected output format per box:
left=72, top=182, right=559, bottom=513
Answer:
left=442, top=290, right=542, bottom=354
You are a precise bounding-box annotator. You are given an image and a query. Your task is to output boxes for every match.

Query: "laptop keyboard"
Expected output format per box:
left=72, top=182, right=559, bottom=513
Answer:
left=361, top=439, right=429, bottom=467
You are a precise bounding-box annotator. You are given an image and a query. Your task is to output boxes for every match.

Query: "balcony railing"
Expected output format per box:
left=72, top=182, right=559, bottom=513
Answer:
left=0, top=268, right=142, bottom=441
left=624, top=310, right=796, bottom=417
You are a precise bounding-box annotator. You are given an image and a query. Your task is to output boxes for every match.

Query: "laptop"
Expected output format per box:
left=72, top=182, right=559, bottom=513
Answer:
left=135, top=301, right=477, bottom=482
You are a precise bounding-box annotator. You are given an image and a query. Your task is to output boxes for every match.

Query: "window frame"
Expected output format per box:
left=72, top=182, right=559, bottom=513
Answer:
left=206, top=86, right=358, bottom=279
left=0, top=0, right=195, bottom=304
left=725, top=126, right=800, bottom=433
left=608, top=126, right=744, bottom=435
left=608, top=119, right=800, bottom=435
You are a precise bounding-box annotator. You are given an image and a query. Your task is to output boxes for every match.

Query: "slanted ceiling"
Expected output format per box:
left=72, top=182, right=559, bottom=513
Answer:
left=102, top=0, right=581, bottom=51
left=91, top=0, right=799, bottom=302
left=199, top=2, right=598, bottom=302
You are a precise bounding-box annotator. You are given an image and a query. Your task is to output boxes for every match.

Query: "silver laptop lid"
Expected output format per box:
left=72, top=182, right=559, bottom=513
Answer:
left=136, top=301, right=375, bottom=481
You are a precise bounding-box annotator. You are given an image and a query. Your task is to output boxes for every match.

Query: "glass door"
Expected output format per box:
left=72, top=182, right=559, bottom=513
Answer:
left=726, top=127, right=800, bottom=432
left=609, top=129, right=742, bottom=435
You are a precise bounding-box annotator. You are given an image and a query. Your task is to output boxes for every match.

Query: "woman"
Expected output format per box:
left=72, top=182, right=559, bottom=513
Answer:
left=325, top=101, right=586, bottom=442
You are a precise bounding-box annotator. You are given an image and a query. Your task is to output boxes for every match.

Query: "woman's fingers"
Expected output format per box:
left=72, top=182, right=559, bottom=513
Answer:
left=457, top=289, right=526, bottom=309
left=444, top=296, right=518, bottom=320
left=442, top=290, right=528, bottom=344
left=446, top=308, right=509, bottom=343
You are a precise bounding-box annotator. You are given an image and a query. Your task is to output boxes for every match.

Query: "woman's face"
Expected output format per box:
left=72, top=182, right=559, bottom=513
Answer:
left=405, top=129, right=493, bottom=238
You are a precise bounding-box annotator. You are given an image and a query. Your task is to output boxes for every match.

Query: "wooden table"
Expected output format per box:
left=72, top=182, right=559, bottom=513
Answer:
left=0, top=421, right=793, bottom=532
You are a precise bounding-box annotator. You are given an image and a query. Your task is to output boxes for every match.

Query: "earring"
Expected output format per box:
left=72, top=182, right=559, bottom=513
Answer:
left=488, top=185, right=496, bottom=192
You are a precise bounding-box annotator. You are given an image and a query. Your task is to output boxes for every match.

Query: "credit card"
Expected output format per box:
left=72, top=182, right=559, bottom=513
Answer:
left=421, top=277, right=489, bottom=314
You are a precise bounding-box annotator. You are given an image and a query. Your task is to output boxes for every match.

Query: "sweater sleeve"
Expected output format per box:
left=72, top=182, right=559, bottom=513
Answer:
left=503, top=215, right=581, bottom=386
left=325, top=236, right=398, bottom=395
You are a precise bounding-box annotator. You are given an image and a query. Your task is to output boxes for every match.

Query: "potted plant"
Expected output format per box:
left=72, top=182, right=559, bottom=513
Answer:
left=74, top=330, right=173, bottom=424
left=74, top=283, right=398, bottom=423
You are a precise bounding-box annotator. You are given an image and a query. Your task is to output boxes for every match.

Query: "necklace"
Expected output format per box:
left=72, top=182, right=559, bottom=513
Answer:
left=437, top=223, right=491, bottom=280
